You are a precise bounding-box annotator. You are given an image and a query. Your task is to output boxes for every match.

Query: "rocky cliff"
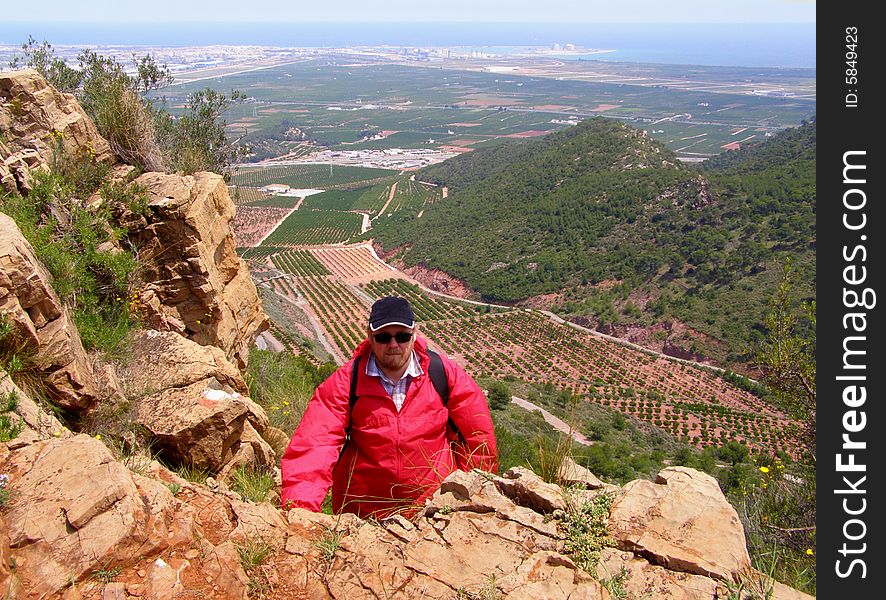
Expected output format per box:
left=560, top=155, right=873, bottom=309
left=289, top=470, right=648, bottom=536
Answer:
left=0, top=70, right=813, bottom=599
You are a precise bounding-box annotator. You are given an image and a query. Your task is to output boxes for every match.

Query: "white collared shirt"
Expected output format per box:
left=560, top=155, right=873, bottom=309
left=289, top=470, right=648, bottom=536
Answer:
left=366, top=351, right=423, bottom=412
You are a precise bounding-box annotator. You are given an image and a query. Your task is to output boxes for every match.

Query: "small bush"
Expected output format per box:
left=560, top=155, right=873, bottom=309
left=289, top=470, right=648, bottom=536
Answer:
left=486, top=380, right=511, bottom=411
left=313, top=526, right=344, bottom=563
left=0, top=473, right=10, bottom=508
left=560, top=491, right=615, bottom=572
left=0, top=391, right=24, bottom=443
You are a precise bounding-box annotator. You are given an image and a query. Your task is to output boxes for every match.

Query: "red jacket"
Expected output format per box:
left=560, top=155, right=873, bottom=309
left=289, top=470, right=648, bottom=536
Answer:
left=280, top=335, right=498, bottom=519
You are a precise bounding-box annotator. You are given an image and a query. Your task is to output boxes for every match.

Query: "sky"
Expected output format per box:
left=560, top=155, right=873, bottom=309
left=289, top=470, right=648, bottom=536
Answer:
left=4, top=0, right=816, bottom=23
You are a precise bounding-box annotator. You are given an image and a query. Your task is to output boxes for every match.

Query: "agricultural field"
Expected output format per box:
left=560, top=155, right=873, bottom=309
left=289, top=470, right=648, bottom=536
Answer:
left=232, top=205, right=291, bottom=247
left=271, top=250, right=332, bottom=278
left=309, top=246, right=394, bottom=280
left=157, top=54, right=814, bottom=161
left=251, top=240, right=797, bottom=457
left=259, top=210, right=363, bottom=246
left=300, top=175, right=442, bottom=216
left=232, top=164, right=397, bottom=189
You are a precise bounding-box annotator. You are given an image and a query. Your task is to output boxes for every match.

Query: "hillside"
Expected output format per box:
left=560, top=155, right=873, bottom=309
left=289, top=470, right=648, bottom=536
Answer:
left=370, top=118, right=816, bottom=367
left=0, top=69, right=818, bottom=600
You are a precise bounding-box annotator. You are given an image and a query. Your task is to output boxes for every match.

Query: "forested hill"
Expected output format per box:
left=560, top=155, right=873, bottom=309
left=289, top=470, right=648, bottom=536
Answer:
left=370, top=118, right=816, bottom=367
left=372, top=118, right=697, bottom=300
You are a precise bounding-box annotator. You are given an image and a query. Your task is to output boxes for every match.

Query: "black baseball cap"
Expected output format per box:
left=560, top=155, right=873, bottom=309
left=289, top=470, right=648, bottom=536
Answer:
left=369, top=296, right=415, bottom=331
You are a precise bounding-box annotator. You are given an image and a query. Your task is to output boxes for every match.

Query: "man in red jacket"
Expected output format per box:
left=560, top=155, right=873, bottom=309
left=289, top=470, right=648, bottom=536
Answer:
left=280, top=296, right=498, bottom=519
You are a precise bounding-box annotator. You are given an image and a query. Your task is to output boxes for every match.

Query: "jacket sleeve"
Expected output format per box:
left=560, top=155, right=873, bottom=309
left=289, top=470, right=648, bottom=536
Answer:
left=444, top=359, right=499, bottom=474
left=280, top=366, right=351, bottom=511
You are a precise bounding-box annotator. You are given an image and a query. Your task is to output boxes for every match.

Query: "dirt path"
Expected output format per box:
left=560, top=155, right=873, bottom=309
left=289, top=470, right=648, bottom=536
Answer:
left=510, top=397, right=594, bottom=446
left=255, top=331, right=285, bottom=352
left=376, top=181, right=398, bottom=217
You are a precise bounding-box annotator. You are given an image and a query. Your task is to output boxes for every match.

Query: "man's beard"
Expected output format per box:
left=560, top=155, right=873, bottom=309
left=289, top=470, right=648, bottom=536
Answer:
left=377, top=349, right=408, bottom=371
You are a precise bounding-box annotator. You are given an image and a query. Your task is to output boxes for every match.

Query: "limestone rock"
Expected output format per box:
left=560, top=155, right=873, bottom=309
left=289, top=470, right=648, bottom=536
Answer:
left=0, top=435, right=188, bottom=597
left=0, top=71, right=115, bottom=196
left=218, top=420, right=277, bottom=483
left=197, top=540, right=250, bottom=600
left=134, top=379, right=251, bottom=472
left=127, top=329, right=272, bottom=474
left=125, top=329, right=248, bottom=396
left=559, top=456, right=606, bottom=489
left=499, top=551, right=610, bottom=599
left=608, top=466, right=750, bottom=580
left=0, top=371, right=71, bottom=447
left=596, top=547, right=720, bottom=599
left=496, top=466, right=568, bottom=513
left=0, top=212, right=99, bottom=411
left=426, top=470, right=561, bottom=540
left=128, top=171, right=268, bottom=370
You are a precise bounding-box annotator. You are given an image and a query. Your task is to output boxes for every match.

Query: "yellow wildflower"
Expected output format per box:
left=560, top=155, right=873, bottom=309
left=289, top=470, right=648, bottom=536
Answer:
left=759, top=466, right=770, bottom=474
left=806, top=549, right=814, bottom=556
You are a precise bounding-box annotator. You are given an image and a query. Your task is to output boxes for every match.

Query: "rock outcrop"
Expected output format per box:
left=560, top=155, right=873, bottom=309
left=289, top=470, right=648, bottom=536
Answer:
left=0, top=371, right=71, bottom=447
left=609, top=467, right=750, bottom=581
left=0, top=70, right=115, bottom=195
left=128, top=171, right=268, bottom=370
left=0, top=70, right=267, bottom=373
left=126, top=330, right=274, bottom=473
left=0, top=445, right=815, bottom=600
left=0, top=213, right=99, bottom=411
left=0, top=435, right=192, bottom=598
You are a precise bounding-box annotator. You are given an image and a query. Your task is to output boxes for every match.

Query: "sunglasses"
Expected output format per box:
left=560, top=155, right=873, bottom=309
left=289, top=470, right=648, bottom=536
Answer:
left=372, top=331, right=413, bottom=344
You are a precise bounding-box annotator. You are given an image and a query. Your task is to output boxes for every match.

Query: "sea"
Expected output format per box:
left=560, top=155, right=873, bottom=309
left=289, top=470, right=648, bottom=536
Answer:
left=0, top=22, right=815, bottom=69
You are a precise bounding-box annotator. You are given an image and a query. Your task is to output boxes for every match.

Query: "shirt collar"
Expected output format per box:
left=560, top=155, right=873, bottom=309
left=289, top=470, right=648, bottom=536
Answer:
left=366, top=350, right=423, bottom=382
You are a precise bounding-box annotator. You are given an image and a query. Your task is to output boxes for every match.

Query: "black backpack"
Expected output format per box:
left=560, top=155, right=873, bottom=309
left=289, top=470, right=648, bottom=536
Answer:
left=347, top=349, right=463, bottom=442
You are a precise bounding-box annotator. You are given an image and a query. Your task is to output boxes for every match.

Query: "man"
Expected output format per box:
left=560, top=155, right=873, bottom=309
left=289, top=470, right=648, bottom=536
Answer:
left=280, top=296, right=498, bottom=519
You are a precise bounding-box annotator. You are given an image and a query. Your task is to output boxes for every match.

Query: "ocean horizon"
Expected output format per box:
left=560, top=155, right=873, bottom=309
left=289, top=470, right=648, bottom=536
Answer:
left=0, top=22, right=815, bottom=69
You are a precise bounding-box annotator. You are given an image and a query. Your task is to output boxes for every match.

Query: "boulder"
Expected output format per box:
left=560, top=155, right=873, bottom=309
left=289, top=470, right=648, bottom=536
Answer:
left=608, top=466, right=750, bottom=580
left=0, top=434, right=190, bottom=598
left=128, top=171, right=268, bottom=370
left=125, top=329, right=248, bottom=396
left=0, top=212, right=99, bottom=411
left=133, top=379, right=252, bottom=472
left=559, top=456, right=607, bottom=489
left=496, top=466, right=568, bottom=513
left=127, top=329, right=273, bottom=474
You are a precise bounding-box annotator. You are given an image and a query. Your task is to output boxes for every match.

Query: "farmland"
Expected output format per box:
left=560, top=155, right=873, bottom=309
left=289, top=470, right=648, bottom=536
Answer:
left=157, top=53, right=814, bottom=161
left=247, top=239, right=797, bottom=457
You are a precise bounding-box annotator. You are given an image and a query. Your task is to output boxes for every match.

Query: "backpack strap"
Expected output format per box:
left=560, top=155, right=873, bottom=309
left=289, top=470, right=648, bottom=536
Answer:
left=349, top=356, right=362, bottom=411
left=427, top=350, right=449, bottom=405
left=428, top=350, right=465, bottom=446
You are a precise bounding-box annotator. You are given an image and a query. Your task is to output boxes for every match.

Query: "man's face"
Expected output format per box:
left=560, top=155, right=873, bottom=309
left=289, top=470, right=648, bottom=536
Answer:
left=369, top=324, right=416, bottom=374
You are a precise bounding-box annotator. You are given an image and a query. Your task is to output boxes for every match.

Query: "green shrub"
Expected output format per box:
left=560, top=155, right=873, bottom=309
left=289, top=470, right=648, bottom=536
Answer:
left=560, top=491, right=615, bottom=572
left=230, top=465, right=275, bottom=503
left=0, top=391, right=23, bottom=443
left=486, top=380, right=511, bottom=411
left=0, top=145, right=144, bottom=358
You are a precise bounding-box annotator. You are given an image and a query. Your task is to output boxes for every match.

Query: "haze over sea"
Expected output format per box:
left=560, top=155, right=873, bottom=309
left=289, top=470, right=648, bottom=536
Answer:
left=0, top=22, right=814, bottom=69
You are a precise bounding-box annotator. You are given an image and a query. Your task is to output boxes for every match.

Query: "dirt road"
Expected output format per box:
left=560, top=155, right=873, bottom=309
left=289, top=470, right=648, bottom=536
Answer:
left=510, top=396, right=594, bottom=446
